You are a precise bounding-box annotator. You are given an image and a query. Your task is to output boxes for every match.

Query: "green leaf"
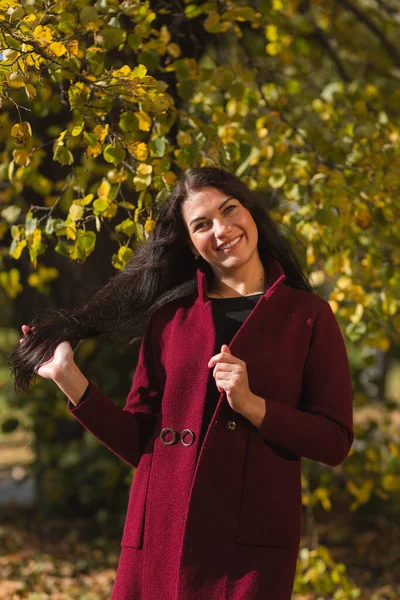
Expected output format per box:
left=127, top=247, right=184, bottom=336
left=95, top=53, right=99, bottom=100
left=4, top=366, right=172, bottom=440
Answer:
left=131, top=64, right=147, bottom=78
left=93, top=199, right=109, bottom=214
left=116, top=219, right=136, bottom=237
left=103, top=144, right=126, bottom=166
left=54, top=145, right=74, bottom=166
left=345, top=321, right=367, bottom=342
left=78, top=230, right=96, bottom=253
left=127, top=33, right=142, bottom=51
left=103, top=26, right=125, bottom=49
left=80, top=5, right=98, bottom=25
left=137, top=50, right=160, bottom=71
left=119, top=111, right=138, bottom=133
left=149, top=137, right=166, bottom=157
left=185, top=4, right=204, bottom=18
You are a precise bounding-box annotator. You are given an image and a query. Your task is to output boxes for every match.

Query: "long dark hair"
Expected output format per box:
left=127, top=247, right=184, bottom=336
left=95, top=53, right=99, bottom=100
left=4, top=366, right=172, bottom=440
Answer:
left=9, top=166, right=312, bottom=392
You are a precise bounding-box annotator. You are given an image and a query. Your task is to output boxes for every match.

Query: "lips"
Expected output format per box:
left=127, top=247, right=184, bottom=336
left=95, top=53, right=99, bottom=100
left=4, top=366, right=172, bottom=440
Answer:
left=217, top=235, right=243, bottom=251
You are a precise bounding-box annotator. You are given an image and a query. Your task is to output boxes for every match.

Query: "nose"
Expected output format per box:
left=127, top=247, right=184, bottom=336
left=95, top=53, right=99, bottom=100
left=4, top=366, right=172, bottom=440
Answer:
left=213, top=219, right=231, bottom=238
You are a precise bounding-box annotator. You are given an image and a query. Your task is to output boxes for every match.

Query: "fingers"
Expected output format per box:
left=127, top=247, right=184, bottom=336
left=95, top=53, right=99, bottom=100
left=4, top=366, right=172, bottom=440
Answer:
left=212, top=362, right=235, bottom=379
left=208, top=351, right=241, bottom=368
left=19, top=324, right=36, bottom=343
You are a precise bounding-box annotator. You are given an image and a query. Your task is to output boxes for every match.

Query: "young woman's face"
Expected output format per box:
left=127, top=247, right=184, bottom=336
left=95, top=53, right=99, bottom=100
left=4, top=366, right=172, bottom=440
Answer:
left=181, top=186, right=259, bottom=273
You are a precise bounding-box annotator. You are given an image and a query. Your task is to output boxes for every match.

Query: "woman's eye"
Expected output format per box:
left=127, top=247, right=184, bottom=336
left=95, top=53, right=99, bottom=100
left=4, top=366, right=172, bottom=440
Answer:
left=224, top=205, right=236, bottom=214
left=194, top=222, right=206, bottom=231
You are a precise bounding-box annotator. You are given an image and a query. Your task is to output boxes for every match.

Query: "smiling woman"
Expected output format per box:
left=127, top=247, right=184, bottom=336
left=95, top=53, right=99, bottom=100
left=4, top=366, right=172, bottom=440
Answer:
left=9, top=167, right=353, bottom=600
left=182, top=187, right=263, bottom=298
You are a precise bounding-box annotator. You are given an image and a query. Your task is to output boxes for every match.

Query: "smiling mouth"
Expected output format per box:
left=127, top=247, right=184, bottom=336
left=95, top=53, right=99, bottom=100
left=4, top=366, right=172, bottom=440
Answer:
left=217, top=235, right=243, bottom=251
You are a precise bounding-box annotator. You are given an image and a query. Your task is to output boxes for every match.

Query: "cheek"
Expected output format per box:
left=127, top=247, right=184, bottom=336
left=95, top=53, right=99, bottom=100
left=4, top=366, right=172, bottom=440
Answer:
left=191, top=232, right=211, bottom=254
left=241, top=214, right=258, bottom=243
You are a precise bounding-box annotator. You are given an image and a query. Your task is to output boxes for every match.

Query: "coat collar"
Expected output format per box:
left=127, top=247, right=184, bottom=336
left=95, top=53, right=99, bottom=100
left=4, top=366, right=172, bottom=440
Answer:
left=196, top=254, right=286, bottom=305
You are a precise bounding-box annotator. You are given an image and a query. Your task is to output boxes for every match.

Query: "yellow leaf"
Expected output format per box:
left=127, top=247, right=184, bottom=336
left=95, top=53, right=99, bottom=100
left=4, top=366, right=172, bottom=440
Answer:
left=144, top=218, right=155, bottom=233
left=8, top=72, right=25, bottom=89
left=69, top=204, right=84, bottom=221
left=134, top=111, right=152, bottom=132
left=31, top=228, right=42, bottom=243
left=265, top=24, right=278, bottom=41
left=86, top=142, right=102, bottom=158
left=112, top=65, right=131, bottom=78
left=23, top=14, right=37, bottom=24
left=162, top=171, right=176, bottom=186
left=382, top=474, right=400, bottom=492
left=66, top=222, right=76, bottom=240
left=127, top=141, right=148, bottom=161
left=57, top=130, right=67, bottom=144
left=137, top=163, right=153, bottom=176
left=355, top=203, right=372, bottom=229
left=350, top=303, right=364, bottom=324
left=328, top=300, right=339, bottom=313
left=67, top=40, right=79, bottom=56
left=11, top=122, right=32, bottom=145
left=376, top=337, right=391, bottom=352
left=33, top=25, right=54, bottom=43
left=98, top=180, right=111, bottom=198
left=10, top=239, right=27, bottom=259
left=117, top=246, right=133, bottom=267
left=94, top=124, right=109, bottom=143
left=81, top=194, right=94, bottom=206
left=103, top=203, right=117, bottom=219
left=167, top=43, right=181, bottom=58
left=204, top=12, right=220, bottom=32
left=265, top=42, right=281, bottom=56
left=12, top=149, right=30, bottom=166
left=49, top=41, right=67, bottom=57
left=72, top=123, right=84, bottom=136
left=25, top=84, right=36, bottom=98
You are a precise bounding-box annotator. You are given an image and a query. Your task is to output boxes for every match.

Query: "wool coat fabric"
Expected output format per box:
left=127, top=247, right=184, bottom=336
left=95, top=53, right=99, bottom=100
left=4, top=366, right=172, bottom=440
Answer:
left=69, top=255, right=354, bottom=600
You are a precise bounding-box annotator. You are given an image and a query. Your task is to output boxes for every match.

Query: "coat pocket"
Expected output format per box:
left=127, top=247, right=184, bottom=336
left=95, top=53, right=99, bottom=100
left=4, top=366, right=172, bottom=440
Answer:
left=237, top=431, right=302, bottom=549
left=121, top=450, right=153, bottom=549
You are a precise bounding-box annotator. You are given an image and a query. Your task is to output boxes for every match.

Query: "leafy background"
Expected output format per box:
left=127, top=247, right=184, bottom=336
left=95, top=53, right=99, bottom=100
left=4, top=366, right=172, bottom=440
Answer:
left=0, top=0, right=400, bottom=598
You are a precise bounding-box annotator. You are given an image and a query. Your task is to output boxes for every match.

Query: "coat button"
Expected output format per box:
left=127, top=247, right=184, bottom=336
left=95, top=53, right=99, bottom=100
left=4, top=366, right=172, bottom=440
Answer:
left=226, top=421, right=236, bottom=432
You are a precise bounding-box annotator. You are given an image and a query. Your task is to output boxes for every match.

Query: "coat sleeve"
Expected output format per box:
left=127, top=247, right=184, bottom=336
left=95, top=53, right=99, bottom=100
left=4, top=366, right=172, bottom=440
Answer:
left=68, top=318, right=162, bottom=468
left=258, top=300, right=354, bottom=466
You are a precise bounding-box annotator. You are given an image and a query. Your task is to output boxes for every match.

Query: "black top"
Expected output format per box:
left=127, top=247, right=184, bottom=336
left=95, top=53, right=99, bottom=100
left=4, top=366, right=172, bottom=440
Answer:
left=77, top=293, right=263, bottom=445
left=200, top=293, right=263, bottom=443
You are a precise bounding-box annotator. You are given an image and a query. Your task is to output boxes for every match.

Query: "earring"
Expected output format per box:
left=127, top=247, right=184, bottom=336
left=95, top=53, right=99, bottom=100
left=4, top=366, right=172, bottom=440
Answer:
left=194, top=255, right=199, bottom=260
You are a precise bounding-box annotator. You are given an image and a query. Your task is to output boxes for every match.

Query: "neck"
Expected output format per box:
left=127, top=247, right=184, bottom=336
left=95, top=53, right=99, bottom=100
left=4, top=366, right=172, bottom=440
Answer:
left=210, top=255, right=266, bottom=298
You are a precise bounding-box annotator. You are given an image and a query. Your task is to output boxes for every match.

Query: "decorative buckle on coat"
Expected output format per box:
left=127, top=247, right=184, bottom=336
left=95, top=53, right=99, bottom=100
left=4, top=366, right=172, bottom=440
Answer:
left=180, top=429, right=195, bottom=447
left=160, top=427, right=178, bottom=446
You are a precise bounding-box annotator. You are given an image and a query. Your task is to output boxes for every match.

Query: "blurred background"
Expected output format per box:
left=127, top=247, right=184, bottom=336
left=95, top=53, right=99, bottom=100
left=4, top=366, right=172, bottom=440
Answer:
left=1, top=0, right=400, bottom=598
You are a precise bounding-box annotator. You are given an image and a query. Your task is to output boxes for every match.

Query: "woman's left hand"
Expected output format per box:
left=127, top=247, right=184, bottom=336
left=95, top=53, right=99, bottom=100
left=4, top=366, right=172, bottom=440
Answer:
left=208, top=344, right=252, bottom=415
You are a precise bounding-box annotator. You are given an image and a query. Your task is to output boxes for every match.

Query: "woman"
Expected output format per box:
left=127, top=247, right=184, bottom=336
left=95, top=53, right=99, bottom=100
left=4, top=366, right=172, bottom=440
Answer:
left=11, top=167, right=353, bottom=600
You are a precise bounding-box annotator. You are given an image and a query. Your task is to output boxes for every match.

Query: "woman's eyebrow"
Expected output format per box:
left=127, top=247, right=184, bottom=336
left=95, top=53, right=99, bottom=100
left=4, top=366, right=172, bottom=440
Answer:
left=189, top=197, right=235, bottom=227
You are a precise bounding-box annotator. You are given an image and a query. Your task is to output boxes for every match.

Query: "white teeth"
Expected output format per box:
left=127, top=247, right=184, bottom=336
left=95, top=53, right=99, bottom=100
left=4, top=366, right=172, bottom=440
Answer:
left=219, top=236, right=241, bottom=250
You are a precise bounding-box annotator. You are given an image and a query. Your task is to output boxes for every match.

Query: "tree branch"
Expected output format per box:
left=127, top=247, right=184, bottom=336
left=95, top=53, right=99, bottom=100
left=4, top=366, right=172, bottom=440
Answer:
left=337, top=0, right=400, bottom=65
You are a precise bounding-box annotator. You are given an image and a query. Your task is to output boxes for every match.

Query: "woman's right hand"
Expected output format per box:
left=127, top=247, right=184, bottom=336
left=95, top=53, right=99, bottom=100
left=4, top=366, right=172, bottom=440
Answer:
left=20, top=325, right=74, bottom=382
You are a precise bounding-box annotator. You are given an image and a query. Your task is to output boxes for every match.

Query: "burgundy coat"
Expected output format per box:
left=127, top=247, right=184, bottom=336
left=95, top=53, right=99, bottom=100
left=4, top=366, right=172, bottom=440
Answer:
left=70, top=255, right=353, bottom=600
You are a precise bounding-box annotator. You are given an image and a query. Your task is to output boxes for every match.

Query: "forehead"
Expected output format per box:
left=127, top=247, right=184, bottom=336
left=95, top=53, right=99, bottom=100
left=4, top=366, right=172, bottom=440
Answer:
left=181, top=186, right=234, bottom=221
